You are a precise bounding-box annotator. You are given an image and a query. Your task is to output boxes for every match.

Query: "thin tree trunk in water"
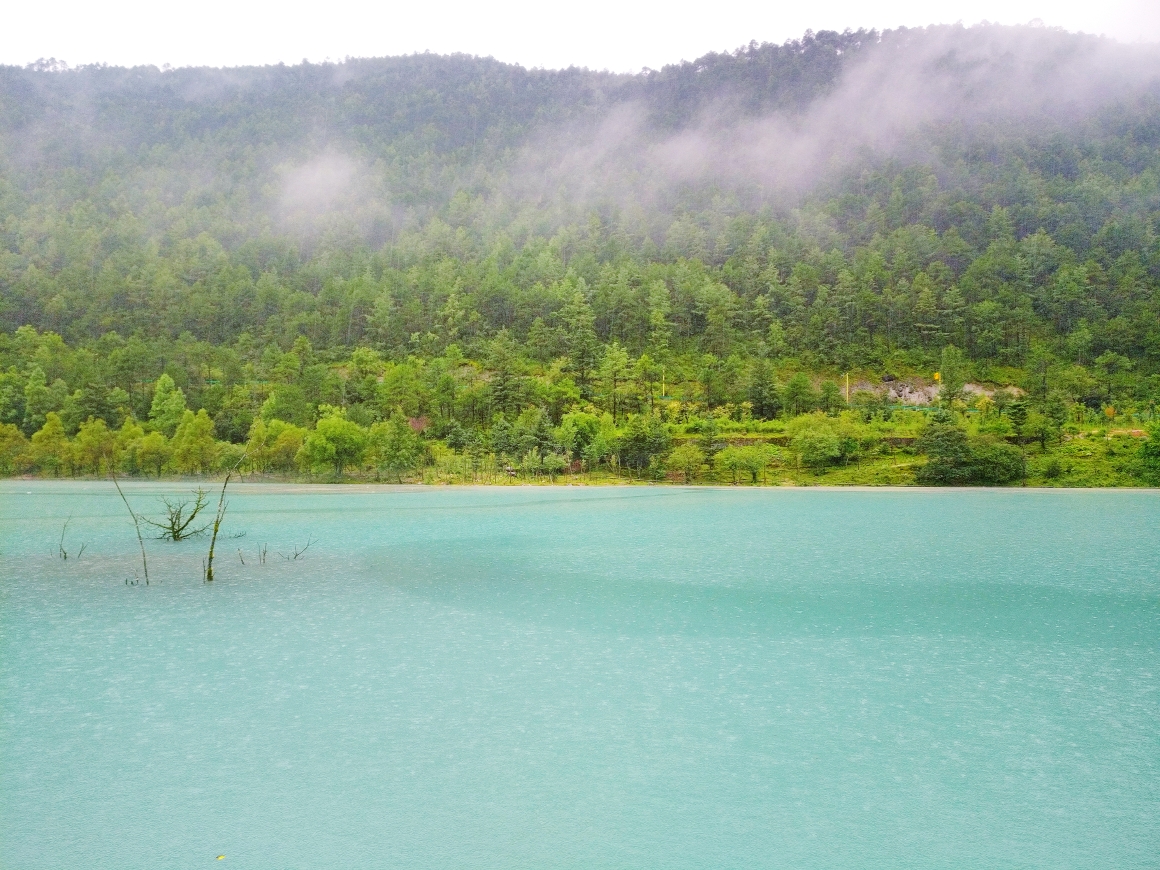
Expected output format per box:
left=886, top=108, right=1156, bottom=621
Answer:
left=205, top=452, right=246, bottom=582
left=111, top=472, right=149, bottom=584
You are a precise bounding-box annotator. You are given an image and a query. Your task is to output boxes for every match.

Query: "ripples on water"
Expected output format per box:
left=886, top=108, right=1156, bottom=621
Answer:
left=2, top=482, right=1158, bottom=869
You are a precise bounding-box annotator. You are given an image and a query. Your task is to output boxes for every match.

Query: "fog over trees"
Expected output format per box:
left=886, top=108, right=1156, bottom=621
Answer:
left=2, top=24, right=1159, bottom=485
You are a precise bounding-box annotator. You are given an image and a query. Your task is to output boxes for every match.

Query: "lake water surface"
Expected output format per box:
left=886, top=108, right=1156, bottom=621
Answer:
left=2, top=482, right=1158, bottom=869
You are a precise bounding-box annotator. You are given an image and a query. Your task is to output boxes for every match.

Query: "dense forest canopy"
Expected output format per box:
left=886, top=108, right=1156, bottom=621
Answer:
left=1, top=24, right=1159, bottom=484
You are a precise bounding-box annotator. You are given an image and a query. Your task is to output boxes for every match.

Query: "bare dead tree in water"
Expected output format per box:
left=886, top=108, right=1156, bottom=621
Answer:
left=57, top=516, right=71, bottom=559
left=56, top=516, right=87, bottom=560
left=111, top=473, right=149, bottom=584
left=142, top=489, right=210, bottom=541
left=279, top=537, right=316, bottom=561
left=204, top=452, right=246, bottom=582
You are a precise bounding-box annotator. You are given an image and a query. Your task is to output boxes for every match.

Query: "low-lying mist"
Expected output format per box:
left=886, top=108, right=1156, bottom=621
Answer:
left=3, top=23, right=1159, bottom=248
left=507, top=25, right=1160, bottom=219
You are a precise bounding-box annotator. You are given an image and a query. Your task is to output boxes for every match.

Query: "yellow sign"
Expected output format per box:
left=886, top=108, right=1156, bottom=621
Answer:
left=933, top=372, right=941, bottom=382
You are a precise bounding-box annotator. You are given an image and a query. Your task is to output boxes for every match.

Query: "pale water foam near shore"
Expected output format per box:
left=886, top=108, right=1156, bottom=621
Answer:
left=2, top=482, right=1158, bottom=868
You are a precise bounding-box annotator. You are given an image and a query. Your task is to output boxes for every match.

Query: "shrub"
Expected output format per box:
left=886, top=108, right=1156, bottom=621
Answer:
left=918, top=421, right=1023, bottom=485
left=969, top=438, right=1023, bottom=484
left=789, top=413, right=841, bottom=471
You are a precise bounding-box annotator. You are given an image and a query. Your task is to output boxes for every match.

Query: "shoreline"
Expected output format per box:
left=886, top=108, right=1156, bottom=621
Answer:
left=5, top=477, right=1157, bottom=493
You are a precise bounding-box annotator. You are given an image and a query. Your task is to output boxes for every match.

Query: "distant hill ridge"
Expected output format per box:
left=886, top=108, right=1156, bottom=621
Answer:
left=0, top=25, right=1158, bottom=413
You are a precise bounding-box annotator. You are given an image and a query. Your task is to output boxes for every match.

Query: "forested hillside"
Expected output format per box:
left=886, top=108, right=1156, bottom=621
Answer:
left=2, top=24, right=1159, bottom=485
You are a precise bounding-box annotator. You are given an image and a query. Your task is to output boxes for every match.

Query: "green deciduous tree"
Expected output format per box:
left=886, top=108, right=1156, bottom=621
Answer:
left=22, top=366, right=54, bottom=435
left=542, top=452, right=569, bottom=481
left=368, top=412, right=424, bottom=482
left=0, top=423, right=29, bottom=474
left=667, top=444, right=705, bottom=483
left=171, top=409, right=219, bottom=474
left=782, top=373, right=817, bottom=416
left=246, top=418, right=307, bottom=473
left=30, top=412, right=72, bottom=476
left=74, top=417, right=116, bottom=474
left=736, top=444, right=777, bottom=483
left=149, top=374, right=188, bottom=437
left=617, top=414, right=671, bottom=474
left=557, top=411, right=601, bottom=460
left=298, top=407, right=368, bottom=478
left=715, top=446, right=744, bottom=483
left=790, top=414, right=841, bottom=471
left=819, top=381, right=844, bottom=415
left=135, top=431, right=172, bottom=477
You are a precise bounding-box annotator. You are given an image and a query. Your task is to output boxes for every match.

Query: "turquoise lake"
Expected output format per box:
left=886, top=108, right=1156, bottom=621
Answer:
left=2, top=481, right=1158, bottom=869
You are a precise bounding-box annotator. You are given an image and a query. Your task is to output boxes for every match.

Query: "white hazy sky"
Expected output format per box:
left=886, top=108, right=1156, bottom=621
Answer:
left=5, top=0, right=1159, bottom=72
